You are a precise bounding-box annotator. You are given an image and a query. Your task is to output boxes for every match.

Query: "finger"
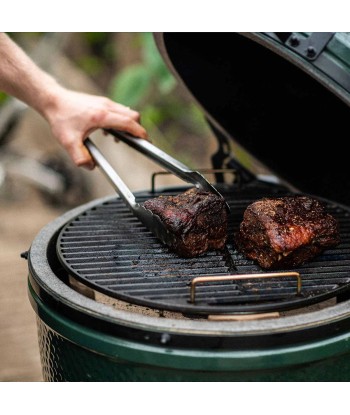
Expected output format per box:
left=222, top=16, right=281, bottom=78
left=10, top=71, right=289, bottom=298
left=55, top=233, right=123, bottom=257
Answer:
left=67, top=140, right=96, bottom=170
left=108, top=101, right=141, bottom=122
left=102, top=113, right=148, bottom=140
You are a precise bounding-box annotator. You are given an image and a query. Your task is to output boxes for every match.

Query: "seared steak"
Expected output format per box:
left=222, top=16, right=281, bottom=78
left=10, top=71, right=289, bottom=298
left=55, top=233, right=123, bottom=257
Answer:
left=143, top=188, right=228, bottom=257
left=235, top=196, right=340, bottom=269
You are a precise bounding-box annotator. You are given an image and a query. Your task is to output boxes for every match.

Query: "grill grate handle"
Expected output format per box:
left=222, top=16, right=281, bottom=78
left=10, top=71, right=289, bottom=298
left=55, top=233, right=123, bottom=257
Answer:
left=190, top=272, right=302, bottom=304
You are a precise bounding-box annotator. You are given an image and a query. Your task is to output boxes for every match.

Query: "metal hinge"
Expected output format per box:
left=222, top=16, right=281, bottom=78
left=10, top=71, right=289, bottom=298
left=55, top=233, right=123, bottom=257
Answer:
left=264, top=32, right=350, bottom=94
left=269, top=32, right=335, bottom=61
left=287, top=32, right=335, bottom=60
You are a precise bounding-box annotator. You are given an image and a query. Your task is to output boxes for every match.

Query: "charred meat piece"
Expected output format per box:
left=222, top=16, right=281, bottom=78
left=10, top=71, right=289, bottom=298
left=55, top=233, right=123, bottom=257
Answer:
left=143, top=188, right=228, bottom=257
left=235, top=196, right=340, bottom=269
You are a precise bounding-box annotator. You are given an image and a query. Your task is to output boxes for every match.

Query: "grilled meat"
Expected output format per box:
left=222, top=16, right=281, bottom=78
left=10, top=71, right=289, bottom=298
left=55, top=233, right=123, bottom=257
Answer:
left=235, top=196, right=340, bottom=269
left=143, top=188, right=228, bottom=257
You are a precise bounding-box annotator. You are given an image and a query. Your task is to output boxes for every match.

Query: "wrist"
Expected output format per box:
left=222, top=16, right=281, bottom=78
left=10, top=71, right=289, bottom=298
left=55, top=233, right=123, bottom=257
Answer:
left=31, top=76, right=66, bottom=122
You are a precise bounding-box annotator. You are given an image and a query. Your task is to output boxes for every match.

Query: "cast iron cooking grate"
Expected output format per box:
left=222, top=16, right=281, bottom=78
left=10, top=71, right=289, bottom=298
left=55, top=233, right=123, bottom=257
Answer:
left=56, top=184, right=350, bottom=314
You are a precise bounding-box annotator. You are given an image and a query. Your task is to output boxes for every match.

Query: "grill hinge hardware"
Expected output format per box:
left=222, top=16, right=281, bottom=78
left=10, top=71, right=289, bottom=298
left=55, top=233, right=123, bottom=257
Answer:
left=268, top=32, right=335, bottom=61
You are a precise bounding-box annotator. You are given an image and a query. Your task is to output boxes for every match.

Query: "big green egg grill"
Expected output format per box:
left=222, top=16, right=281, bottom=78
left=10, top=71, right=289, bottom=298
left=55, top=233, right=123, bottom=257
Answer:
left=27, top=33, right=350, bottom=381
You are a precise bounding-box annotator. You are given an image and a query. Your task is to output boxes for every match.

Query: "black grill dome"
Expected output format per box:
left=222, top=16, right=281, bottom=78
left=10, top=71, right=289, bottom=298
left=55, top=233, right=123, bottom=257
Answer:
left=155, top=33, right=350, bottom=206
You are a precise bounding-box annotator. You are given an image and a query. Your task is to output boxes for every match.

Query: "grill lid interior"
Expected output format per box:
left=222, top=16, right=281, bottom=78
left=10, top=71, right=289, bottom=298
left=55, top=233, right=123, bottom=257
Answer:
left=56, top=183, right=350, bottom=315
left=155, top=33, right=350, bottom=206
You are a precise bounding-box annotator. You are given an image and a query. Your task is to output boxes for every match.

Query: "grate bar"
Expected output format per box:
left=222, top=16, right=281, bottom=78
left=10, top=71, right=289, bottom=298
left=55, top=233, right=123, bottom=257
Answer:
left=83, top=266, right=227, bottom=279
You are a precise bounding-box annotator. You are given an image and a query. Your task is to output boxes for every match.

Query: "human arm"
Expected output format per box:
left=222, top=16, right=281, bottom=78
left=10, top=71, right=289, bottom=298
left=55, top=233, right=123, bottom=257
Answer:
left=0, top=33, right=147, bottom=169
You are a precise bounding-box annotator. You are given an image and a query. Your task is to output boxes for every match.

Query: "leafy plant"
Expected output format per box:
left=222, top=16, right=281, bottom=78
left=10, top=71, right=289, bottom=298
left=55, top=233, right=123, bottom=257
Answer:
left=109, top=33, right=176, bottom=108
left=108, top=33, right=211, bottom=167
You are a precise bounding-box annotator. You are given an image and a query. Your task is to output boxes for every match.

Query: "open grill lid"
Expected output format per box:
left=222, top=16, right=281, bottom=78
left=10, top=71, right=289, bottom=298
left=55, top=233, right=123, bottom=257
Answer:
left=154, top=33, right=350, bottom=206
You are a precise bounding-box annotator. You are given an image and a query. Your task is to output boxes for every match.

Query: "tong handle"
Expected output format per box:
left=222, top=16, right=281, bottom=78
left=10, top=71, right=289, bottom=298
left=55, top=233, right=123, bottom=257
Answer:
left=104, top=129, right=196, bottom=182
left=85, top=138, right=137, bottom=209
left=104, top=129, right=230, bottom=211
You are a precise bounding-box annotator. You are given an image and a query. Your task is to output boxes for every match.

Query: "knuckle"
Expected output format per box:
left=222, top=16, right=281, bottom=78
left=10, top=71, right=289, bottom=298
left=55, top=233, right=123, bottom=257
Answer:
left=118, top=114, right=131, bottom=126
left=102, top=97, right=113, bottom=108
left=90, top=109, right=108, bottom=124
left=131, top=111, right=141, bottom=121
left=59, top=135, right=75, bottom=149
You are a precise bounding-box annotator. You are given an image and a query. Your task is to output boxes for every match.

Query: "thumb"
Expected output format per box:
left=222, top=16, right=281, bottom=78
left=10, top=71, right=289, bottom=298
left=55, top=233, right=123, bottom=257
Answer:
left=69, top=140, right=96, bottom=170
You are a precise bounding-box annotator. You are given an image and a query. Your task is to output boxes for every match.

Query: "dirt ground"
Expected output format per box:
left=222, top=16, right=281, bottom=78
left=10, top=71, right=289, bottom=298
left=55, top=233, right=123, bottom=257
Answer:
left=0, top=194, right=61, bottom=381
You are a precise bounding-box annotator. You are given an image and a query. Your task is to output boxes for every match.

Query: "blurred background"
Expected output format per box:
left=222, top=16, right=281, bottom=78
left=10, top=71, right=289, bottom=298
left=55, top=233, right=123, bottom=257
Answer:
left=0, top=32, right=218, bottom=381
left=0, top=33, right=218, bottom=204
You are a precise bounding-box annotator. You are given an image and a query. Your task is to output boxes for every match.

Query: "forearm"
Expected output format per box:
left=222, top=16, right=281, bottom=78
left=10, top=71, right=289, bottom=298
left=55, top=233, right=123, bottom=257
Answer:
left=0, top=33, right=60, bottom=117
left=0, top=33, right=147, bottom=169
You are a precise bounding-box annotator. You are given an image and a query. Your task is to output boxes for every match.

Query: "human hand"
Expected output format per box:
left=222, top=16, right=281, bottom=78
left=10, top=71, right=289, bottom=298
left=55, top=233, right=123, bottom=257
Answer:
left=43, top=86, right=148, bottom=170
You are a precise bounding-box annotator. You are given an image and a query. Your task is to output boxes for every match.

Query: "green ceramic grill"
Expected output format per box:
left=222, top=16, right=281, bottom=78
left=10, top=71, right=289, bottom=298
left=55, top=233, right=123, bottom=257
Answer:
left=27, top=33, right=350, bottom=381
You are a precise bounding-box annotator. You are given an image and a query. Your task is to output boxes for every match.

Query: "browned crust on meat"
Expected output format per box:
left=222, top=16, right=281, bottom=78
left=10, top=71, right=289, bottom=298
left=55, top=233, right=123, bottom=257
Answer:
left=235, top=196, right=340, bottom=269
left=143, top=188, right=228, bottom=257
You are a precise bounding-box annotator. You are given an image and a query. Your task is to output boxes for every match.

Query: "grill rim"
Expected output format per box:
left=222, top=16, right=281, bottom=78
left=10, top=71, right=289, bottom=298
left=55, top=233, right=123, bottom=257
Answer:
left=27, top=191, right=350, bottom=349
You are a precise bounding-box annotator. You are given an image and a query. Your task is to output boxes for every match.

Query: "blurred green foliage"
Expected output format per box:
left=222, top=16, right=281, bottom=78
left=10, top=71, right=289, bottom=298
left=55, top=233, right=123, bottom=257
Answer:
left=109, top=33, right=176, bottom=108
left=108, top=33, right=211, bottom=165
left=77, top=33, right=115, bottom=77
left=0, top=91, right=8, bottom=105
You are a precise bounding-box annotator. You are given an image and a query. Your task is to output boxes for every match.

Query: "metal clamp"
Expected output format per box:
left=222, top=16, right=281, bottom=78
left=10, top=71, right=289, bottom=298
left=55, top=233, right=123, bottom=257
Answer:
left=190, top=272, right=301, bottom=303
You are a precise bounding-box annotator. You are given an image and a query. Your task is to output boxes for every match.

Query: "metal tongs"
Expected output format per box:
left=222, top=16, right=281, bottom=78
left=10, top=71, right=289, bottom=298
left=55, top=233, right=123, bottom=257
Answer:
left=85, top=129, right=229, bottom=246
